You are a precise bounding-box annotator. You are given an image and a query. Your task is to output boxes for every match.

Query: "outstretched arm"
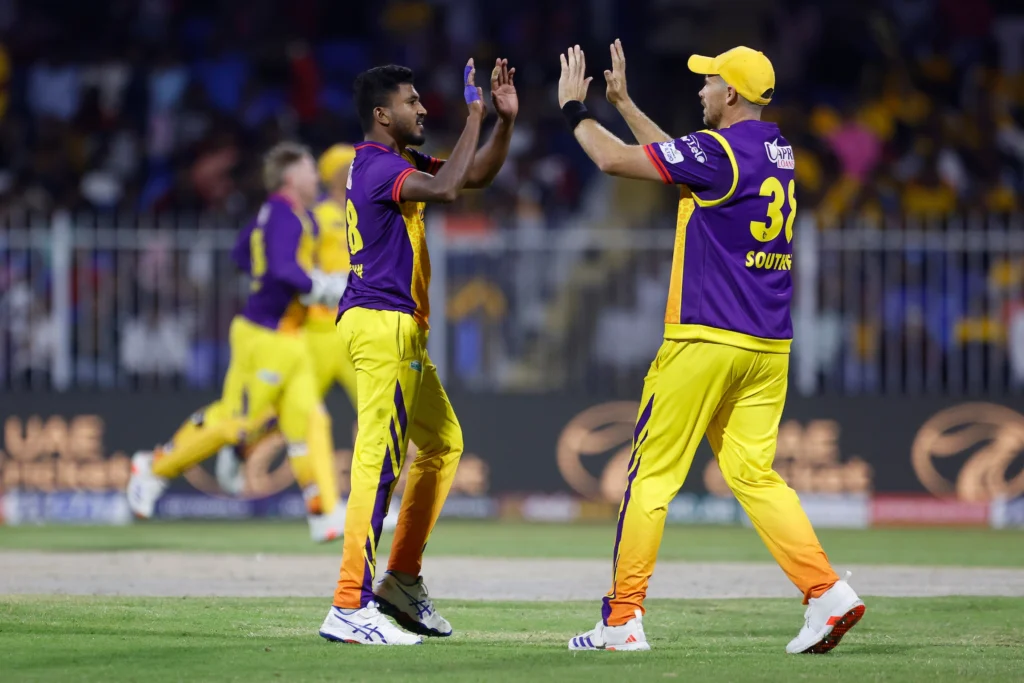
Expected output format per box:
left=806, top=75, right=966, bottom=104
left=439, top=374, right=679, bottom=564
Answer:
left=559, top=45, right=662, bottom=181
left=604, top=39, right=671, bottom=145
left=466, top=59, right=517, bottom=188
left=573, top=119, right=663, bottom=181
left=400, top=60, right=485, bottom=203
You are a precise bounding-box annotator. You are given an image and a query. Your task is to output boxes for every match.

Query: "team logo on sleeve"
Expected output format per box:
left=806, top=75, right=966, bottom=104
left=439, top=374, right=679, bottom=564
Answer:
left=659, top=141, right=684, bottom=164
left=765, top=138, right=795, bottom=169
left=680, top=135, right=707, bottom=164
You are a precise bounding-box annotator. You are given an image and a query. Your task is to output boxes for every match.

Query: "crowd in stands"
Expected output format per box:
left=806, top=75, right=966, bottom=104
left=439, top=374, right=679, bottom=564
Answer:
left=2, top=0, right=1024, bottom=392
left=1, top=1, right=1019, bottom=224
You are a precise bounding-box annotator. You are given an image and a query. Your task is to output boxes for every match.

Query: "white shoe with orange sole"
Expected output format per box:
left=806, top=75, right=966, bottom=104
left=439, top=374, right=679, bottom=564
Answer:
left=786, top=572, right=866, bottom=654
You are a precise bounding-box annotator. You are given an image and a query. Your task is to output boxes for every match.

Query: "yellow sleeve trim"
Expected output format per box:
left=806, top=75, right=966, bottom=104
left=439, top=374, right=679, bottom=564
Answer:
left=664, top=323, right=791, bottom=354
left=692, top=130, right=739, bottom=208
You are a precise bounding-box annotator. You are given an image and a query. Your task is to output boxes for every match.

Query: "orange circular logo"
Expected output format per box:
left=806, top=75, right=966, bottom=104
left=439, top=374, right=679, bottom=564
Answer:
left=556, top=402, right=638, bottom=503
left=911, top=402, right=1024, bottom=503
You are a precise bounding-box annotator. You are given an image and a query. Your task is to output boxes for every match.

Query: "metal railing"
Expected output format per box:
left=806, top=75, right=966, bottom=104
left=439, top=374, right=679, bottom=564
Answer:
left=3, top=211, right=1023, bottom=396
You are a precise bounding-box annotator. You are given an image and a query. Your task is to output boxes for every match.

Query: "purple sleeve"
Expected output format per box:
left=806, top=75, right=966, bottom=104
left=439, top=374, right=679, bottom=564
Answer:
left=264, top=204, right=313, bottom=294
left=366, top=151, right=418, bottom=204
left=643, top=132, right=729, bottom=194
left=231, top=220, right=255, bottom=274
left=404, top=148, right=443, bottom=175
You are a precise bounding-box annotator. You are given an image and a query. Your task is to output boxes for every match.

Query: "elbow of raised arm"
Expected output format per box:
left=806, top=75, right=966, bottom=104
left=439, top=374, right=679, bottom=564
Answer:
left=595, top=154, right=618, bottom=175
left=437, top=186, right=461, bottom=203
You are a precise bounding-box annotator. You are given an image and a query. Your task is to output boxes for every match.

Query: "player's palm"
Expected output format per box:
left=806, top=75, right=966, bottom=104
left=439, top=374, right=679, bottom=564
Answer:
left=490, top=58, right=518, bottom=122
left=558, top=45, right=593, bottom=107
left=604, top=39, right=629, bottom=106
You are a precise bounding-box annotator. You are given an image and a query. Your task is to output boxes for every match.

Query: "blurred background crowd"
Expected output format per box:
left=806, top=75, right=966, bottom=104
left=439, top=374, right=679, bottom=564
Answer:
left=1, top=0, right=1020, bottom=221
left=2, top=0, right=1024, bottom=395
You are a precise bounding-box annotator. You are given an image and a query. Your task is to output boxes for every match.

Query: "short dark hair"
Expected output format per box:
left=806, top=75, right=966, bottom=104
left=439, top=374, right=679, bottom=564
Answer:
left=263, top=142, right=311, bottom=192
left=353, top=65, right=415, bottom=132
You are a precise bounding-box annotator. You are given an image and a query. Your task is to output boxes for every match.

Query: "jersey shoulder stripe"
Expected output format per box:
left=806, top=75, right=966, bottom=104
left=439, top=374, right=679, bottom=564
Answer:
left=692, top=130, right=739, bottom=207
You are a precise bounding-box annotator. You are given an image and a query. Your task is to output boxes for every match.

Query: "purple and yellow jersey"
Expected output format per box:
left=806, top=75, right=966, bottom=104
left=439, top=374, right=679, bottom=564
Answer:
left=237, top=193, right=318, bottom=333
left=644, top=120, right=797, bottom=353
left=337, top=141, right=443, bottom=330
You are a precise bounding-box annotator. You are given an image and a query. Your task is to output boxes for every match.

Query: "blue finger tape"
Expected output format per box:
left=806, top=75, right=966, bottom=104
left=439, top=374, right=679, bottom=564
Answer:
left=464, top=65, right=481, bottom=103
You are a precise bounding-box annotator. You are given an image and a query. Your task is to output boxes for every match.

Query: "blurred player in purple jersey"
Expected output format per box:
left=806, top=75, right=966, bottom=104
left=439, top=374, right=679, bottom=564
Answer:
left=127, top=143, right=346, bottom=541
left=558, top=42, right=864, bottom=654
left=318, top=58, right=517, bottom=646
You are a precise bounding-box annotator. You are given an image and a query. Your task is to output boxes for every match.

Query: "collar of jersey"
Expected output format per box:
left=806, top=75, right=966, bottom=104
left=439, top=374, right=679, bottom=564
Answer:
left=355, top=141, right=399, bottom=155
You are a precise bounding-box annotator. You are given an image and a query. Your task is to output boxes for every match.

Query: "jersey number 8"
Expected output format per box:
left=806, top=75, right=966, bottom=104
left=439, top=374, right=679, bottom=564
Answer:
left=346, top=199, right=364, bottom=256
left=750, top=177, right=797, bottom=244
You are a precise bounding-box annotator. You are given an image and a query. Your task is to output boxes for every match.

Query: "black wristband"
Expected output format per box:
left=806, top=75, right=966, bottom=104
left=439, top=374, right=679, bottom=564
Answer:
left=561, top=101, right=593, bottom=130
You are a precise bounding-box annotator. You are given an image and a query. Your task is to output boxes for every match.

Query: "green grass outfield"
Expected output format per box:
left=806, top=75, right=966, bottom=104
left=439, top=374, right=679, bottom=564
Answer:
left=1, top=596, right=1022, bottom=682
left=1, top=520, right=1023, bottom=566
left=3, top=522, right=1023, bottom=681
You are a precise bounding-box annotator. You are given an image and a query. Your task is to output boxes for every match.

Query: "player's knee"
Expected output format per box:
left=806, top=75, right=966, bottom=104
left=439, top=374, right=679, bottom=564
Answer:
left=721, top=463, right=787, bottom=495
left=413, top=424, right=464, bottom=461
left=213, top=417, right=245, bottom=445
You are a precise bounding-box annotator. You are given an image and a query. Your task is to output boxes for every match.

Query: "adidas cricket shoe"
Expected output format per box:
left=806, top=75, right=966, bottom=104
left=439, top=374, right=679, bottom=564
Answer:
left=374, top=571, right=452, bottom=637
left=308, top=504, right=346, bottom=544
left=214, top=445, right=244, bottom=496
left=127, top=451, right=168, bottom=519
left=319, top=602, right=422, bottom=646
left=787, top=571, right=866, bottom=654
left=569, top=610, right=650, bottom=651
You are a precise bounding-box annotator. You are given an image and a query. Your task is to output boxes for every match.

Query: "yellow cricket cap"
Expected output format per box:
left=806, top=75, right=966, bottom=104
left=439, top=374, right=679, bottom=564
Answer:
left=687, top=47, right=775, bottom=106
left=318, top=144, right=356, bottom=184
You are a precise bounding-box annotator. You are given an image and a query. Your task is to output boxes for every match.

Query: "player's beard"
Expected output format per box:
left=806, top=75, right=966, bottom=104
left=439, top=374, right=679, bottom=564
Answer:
left=702, top=104, right=720, bottom=129
left=398, top=119, right=426, bottom=147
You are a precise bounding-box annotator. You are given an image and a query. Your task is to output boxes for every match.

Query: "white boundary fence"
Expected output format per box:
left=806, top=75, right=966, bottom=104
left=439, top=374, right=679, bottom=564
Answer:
left=3, top=212, right=1022, bottom=396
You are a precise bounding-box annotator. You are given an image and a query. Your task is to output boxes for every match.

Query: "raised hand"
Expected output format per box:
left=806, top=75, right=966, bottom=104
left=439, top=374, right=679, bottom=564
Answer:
left=558, top=45, right=593, bottom=107
left=490, top=58, right=518, bottom=122
left=464, top=58, right=485, bottom=116
left=604, top=38, right=629, bottom=106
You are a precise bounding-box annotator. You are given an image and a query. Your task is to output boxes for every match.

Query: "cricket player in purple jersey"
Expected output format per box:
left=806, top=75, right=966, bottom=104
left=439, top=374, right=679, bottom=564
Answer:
left=318, top=58, right=517, bottom=646
left=127, top=143, right=347, bottom=542
left=558, top=42, right=865, bottom=654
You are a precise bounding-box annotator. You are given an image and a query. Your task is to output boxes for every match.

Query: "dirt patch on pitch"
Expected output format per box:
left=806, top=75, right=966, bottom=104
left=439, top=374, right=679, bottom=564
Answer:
left=3, top=551, right=1024, bottom=599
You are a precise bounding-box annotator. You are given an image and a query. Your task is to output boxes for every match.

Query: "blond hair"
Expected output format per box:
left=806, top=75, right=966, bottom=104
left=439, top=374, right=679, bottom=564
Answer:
left=263, top=142, right=312, bottom=192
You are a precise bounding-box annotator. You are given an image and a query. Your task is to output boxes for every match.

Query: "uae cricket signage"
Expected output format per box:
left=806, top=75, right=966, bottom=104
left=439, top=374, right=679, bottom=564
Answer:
left=1, top=392, right=1023, bottom=514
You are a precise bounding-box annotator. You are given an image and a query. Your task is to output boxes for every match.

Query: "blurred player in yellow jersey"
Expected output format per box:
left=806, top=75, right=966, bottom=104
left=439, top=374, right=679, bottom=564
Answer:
left=307, top=144, right=360, bottom=402
left=214, top=145, right=358, bottom=496
left=214, top=144, right=399, bottom=533
left=126, top=143, right=348, bottom=543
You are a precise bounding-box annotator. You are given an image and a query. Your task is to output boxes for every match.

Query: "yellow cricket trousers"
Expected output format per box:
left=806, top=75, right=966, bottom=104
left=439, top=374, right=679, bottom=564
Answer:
left=333, top=308, right=463, bottom=608
left=604, top=339, right=839, bottom=625
left=152, top=316, right=336, bottom=512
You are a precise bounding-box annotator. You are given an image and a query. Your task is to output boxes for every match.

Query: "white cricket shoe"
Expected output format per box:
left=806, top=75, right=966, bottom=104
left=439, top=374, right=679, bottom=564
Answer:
left=374, top=571, right=452, bottom=637
left=319, top=601, right=422, bottom=645
left=787, top=572, right=866, bottom=654
left=308, top=504, right=346, bottom=543
left=568, top=610, right=650, bottom=651
left=215, top=445, right=244, bottom=496
left=127, top=451, right=169, bottom=519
